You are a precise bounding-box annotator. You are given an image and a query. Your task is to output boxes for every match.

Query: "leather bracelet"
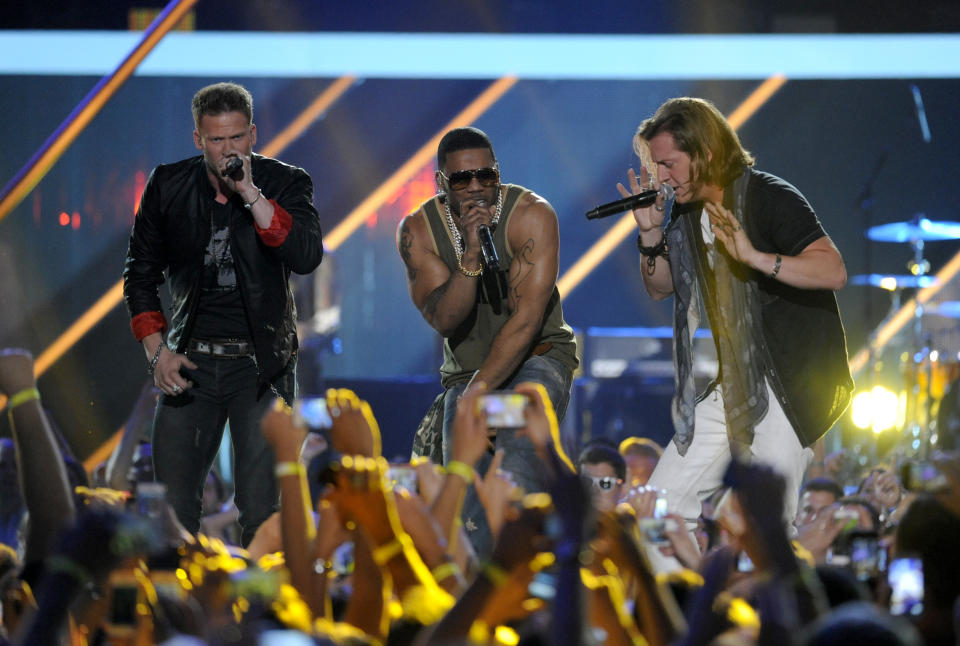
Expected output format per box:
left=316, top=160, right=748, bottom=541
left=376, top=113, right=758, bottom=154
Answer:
left=637, top=235, right=669, bottom=274
left=445, top=460, right=475, bottom=483
left=769, top=253, right=782, bottom=279
left=274, top=461, right=305, bottom=478
left=244, top=189, right=263, bottom=210
left=148, top=342, right=166, bottom=375
left=457, top=255, right=482, bottom=277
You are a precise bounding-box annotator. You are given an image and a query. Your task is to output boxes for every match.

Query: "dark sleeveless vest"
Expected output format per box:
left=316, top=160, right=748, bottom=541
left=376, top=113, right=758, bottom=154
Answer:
left=419, top=184, right=579, bottom=388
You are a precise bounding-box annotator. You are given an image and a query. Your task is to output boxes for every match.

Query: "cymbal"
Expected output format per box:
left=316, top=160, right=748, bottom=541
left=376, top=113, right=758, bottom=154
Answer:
left=867, top=216, right=960, bottom=242
left=925, top=301, right=960, bottom=318
left=850, top=274, right=939, bottom=290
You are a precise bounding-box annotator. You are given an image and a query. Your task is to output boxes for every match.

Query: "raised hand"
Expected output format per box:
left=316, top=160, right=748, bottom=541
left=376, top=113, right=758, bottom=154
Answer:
left=617, top=166, right=665, bottom=233
left=327, top=388, right=382, bottom=458
left=705, top=201, right=754, bottom=266
left=451, top=381, right=492, bottom=467
left=473, top=450, right=520, bottom=539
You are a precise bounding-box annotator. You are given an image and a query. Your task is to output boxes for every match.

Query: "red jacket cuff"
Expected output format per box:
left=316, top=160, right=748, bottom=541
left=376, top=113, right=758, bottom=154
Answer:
left=254, top=200, right=292, bottom=247
left=131, top=311, right=167, bottom=342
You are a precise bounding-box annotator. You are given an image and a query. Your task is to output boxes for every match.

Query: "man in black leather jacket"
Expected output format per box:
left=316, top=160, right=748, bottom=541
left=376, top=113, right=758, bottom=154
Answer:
left=123, top=82, right=323, bottom=545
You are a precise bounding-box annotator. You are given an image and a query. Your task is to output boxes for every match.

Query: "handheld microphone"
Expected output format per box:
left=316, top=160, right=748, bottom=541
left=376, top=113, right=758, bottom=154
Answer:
left=585, top=184, right=675, bottom=220
left=477, top=224, right=500, bottom=272
left=222, top=157, right=244, bottom=180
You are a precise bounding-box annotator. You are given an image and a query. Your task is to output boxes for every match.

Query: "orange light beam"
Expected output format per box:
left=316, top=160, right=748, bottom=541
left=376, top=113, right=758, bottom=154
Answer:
left=259, top=76, right=356, bottom=158
left=557, top=75, right=788, bottom=299
left=324, top=76, right=518, bottom=251
left=0, top=0, right=199, bottom=224
left=848, top=250, right=960, bottom=374
left=31, top=77, right=356, bottom=382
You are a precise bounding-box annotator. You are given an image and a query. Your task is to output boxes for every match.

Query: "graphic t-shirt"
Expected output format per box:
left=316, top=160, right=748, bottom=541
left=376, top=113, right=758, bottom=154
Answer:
left=190, top=201, right=250, bottom=340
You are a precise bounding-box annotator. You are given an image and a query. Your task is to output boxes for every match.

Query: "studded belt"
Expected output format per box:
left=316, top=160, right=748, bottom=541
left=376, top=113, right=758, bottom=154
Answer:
left=187, top=338, right=253, bottom=358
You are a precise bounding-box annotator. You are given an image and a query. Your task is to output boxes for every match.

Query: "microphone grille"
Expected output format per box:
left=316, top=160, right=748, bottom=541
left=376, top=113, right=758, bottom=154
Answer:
left=660, top=183, right=675, bottom=201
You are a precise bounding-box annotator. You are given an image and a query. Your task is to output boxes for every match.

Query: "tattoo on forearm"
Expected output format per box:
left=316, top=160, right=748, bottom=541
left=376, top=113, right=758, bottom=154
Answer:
left=508, top=238, right=535, bottom=302
left=399, top=229, right=416, bottom=281
left=424, top=282, right=449, bottom=319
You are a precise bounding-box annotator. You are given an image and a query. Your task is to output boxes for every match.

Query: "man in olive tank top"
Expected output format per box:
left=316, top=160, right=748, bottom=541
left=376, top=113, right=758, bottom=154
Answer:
left=397, top=127, right=578, bottom=556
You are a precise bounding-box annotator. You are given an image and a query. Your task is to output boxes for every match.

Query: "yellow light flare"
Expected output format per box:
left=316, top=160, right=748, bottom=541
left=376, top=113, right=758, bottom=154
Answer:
left=258, top=76, right=356, bottom=159
left=557, top=75, right=787, bottom=299
left=0, top=0, right=199, bottom=224
left=324, top=76, right=518, bottom=251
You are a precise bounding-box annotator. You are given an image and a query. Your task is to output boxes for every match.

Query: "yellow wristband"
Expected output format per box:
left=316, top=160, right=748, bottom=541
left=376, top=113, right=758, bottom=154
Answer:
left=445, top=460, right=475, bottom=483
left=430, top=561, right=461, bottom=582
left=372, top=533, right=413, bottom=566
left=7, top=387, right=40, bottom=411
left=480, top=561, right=509, bottom=587
left=274, top=461, right=305, bottom=478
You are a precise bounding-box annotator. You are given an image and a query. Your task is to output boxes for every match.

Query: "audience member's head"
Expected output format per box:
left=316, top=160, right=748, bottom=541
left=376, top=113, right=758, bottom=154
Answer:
left=618, top=436, right=663, bottom=486
left=803, top=601, right=922, bottom=646
left=578, top=441, right=626, bottom=512
left=894, top=495, right=960, bottom=612
left=796, top=477, right=844, bottom=527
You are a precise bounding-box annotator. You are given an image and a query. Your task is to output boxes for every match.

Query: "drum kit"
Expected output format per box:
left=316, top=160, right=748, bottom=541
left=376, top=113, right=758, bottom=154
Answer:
left=854, top=213, right=960, bottom=455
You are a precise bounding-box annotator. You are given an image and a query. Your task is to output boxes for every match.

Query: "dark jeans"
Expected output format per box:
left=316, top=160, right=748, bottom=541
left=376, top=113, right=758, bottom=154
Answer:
left=151, top=351, right=295, bottom=546
left=441, top=354, right=574, bottom=558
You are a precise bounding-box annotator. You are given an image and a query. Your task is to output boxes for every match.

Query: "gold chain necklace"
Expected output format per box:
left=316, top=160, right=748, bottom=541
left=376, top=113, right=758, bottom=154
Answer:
left=443, top=188, right=503, bottom=261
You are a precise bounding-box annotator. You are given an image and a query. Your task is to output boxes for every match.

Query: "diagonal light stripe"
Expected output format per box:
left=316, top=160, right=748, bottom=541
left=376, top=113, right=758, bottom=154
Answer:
left=848, top=252, right=960, bottom=374
left=0, top=0, right=198, bottom=225
left=324, top=76, right=518, bottom=251
left=557, top=75, right=788, bottom=299
left=259, top=75, right=356, bottom=158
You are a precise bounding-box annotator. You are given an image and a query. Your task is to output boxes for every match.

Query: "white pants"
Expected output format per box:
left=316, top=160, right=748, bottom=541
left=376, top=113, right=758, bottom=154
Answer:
left=647, top=381, right=813, bottom=532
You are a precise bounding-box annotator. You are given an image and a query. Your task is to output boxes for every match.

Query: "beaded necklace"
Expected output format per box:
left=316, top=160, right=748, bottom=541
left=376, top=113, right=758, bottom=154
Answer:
left=443, top=188, right=503, bottom=261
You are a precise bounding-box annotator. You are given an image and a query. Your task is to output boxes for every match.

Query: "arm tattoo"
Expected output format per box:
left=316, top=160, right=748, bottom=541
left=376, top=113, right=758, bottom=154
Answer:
left=424, top=281, right=449, bottom=319
left=508, top=238, right=535, bottom=302
left=399, top=229, right=416, bottom=281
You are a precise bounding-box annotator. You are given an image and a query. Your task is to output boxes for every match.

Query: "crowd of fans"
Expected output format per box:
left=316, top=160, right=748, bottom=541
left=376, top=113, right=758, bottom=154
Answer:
left=1, top=347, right=959, bottom=646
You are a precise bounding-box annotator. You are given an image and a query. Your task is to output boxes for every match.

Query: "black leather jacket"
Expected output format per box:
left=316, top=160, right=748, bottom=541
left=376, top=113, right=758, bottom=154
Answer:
left=123, top=154, right=323, bottom=393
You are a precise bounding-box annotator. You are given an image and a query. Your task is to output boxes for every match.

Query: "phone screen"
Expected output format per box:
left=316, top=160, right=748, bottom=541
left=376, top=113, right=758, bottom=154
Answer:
left=888, top=557, right=924, bottom=615
left=478, top=392, right=527, bottom=429
left=296, top=398, right=333, bottom=431
left=108, top=584, right=138, bottom=628
left=385, top=464, right=418, bottom=492
left=849, top=535, right=886, bottom=581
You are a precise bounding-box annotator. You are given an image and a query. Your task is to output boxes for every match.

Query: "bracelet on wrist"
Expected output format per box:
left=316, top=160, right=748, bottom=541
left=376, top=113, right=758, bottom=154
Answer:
left=244, top=188, right=263, bottom=210
left=457, top=255, right=483, bottom=277
left=637, top=234, right=669, bottom=274
left=372, top=533, right=414, bottom=566
left=274, top=461, right=305, bottom=478
left=7, top=387, right=40, bottom=411
left=148, top=341, right=166, bottom=375
left=430, top=561, right=462, bottom=582
left=769, top=253, right=782, bottom=279
left=445, top=460, right=475, bottom=483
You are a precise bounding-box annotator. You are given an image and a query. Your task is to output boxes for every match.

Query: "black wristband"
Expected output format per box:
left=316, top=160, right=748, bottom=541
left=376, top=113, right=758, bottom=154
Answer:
left=637, top=234, right=669, bottom=274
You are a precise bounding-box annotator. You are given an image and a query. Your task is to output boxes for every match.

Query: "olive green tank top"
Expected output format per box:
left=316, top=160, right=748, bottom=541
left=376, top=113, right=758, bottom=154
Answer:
left=420, top=184, right=579, bottom=388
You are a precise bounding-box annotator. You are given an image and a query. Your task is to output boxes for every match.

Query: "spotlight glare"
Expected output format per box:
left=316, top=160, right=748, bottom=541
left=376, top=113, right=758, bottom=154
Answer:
left=850, top=386, right=899, bottom=433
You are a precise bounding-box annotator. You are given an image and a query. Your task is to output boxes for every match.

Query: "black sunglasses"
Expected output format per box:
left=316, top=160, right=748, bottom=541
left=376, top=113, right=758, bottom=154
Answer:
left=439, top=167, right=500, bottom=191
left=583, top=475, right=621, bottom=491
